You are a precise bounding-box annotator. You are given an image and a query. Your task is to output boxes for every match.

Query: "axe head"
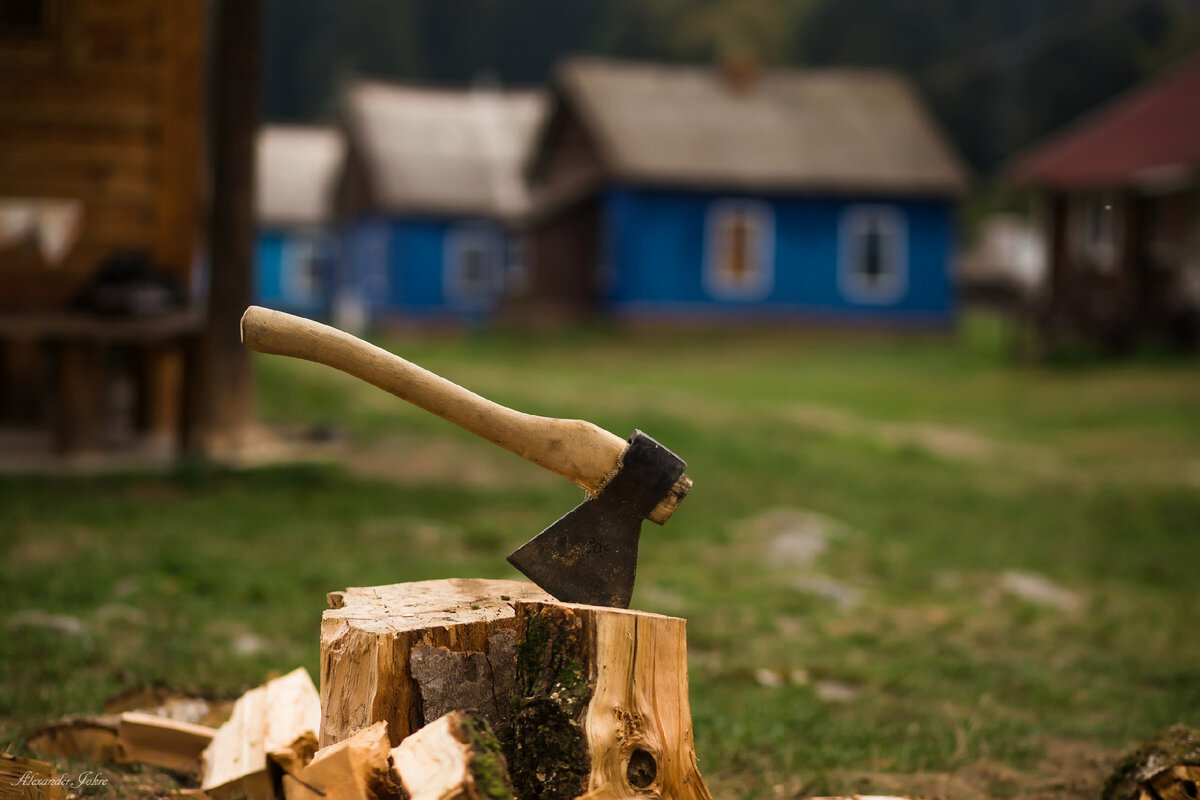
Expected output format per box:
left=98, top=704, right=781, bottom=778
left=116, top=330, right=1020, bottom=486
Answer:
left=506, top=430, right=687, bottom=608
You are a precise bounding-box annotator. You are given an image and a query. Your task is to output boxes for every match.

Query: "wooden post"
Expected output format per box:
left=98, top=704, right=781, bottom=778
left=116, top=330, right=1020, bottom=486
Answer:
left=190, top=0, right=260, bottom=455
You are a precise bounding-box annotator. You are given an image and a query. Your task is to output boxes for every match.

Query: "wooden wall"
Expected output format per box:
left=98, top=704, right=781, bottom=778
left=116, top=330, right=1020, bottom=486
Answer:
left=0, top=0, right=206, bottom=311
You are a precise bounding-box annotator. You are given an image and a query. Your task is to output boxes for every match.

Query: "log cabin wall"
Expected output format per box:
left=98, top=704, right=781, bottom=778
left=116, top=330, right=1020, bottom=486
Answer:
left=0, top=0, right=207, bottom=311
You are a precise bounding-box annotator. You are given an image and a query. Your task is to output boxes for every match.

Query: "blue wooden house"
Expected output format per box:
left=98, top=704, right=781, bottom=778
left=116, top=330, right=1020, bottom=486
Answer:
left=334, top=80, right=546, bottom=327
left=522, top=59, right=969, bottom=325
left=255, top=125, right=345, bottom=317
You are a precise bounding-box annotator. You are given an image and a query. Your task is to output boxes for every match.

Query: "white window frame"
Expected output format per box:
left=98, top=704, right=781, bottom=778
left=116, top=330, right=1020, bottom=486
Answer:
left=703, top=199, right=774, bottom=301
left=444, top=225, right=503, bottom=307
left=839, top=205, right=908, bottom=305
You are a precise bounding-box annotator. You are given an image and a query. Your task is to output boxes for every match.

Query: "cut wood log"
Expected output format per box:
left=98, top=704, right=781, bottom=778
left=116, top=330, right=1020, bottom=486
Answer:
left=508, top=600, right=713, bottom=800
left=281, top=721, right=400, bottom=800
left=201, top=667, right=322, bottom=800
left=0, top=752, right=67, bottom=800
left=391, top=710, right=514, bottom=800
left=319, top=578, right=553, bottom=747
left=117, top=711, right=216, bottom=774
left=1103, top=725, right=1200, bottom=800
left=319, top=580, right=711, bottom=800
left=25, top=715, right=122, bottom=762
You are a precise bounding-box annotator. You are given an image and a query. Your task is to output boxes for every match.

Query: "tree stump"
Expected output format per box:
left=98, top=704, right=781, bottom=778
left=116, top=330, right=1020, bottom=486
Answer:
left=320, top=579, right=712, bottom=800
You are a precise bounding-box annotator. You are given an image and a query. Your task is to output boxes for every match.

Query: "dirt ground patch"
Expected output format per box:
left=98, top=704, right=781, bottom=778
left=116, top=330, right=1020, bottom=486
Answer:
left=799, top=738, right=1120, bottom=800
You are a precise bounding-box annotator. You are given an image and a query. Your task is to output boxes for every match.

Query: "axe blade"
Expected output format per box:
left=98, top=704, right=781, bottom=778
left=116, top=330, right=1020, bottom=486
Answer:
left=506, top=431, right=687, bottom=608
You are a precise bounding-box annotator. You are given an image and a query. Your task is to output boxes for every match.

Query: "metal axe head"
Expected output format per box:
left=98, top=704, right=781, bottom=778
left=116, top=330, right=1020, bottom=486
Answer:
left=506, top=430, right=688, bottom=608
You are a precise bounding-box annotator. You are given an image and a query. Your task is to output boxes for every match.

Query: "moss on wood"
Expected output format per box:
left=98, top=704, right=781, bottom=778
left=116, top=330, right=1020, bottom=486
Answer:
left=505, top=606, right=592, bottom=800
left=1103, top=725, right=1200, bottom=800
left=454, top=711, right=515, bottom=800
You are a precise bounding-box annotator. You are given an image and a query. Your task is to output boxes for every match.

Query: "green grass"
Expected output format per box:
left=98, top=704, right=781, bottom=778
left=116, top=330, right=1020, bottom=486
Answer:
left=3, top=314, right=1199, bottom=799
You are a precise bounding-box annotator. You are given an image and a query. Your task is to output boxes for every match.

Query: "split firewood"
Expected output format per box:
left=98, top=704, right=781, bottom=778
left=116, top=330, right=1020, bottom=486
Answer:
left=1103, top=725, right=1200, bottom=800
left=117, top=712, right=216, bottom=774
left=200, top=667, right=322, bottom=800
left=0, top=752, right=67, bottom=800
left=281, top=721, right=400, bottom=800
left=391, top=710, right=513, bottom=800
left=320, top=578, right=552, bottom=747
left=508, top=600, right=713, bottom=800
left=25, top=715, right=122, bottom=762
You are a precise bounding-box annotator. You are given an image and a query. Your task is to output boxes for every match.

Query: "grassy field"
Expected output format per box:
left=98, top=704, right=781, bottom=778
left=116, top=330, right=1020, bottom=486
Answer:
left=2, top=315, right=1199, bottom=799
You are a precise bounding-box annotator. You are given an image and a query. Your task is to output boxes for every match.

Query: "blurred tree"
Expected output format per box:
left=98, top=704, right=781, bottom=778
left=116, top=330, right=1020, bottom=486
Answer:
left=259, top=0, right=1200, bottom=173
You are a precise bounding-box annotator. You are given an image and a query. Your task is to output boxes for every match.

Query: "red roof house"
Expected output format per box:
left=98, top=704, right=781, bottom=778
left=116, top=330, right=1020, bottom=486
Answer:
left=1009, top=53, right=1200, bottom=350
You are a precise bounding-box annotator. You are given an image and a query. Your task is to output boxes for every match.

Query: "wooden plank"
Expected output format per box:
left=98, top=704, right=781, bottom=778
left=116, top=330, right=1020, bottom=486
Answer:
left=0, top=101, right=160, bottom=130
left=0, top=164, right=157, bottom=206
left=0, top=140, right=157, bottom=168
left=200, top=668, right=322, bottom=800
left=79, top=21, right=165, bottom=65
left=118, top=712, right=216, bottom=774
left=0, top=74, right=158, bottom=104
left=0, top=123, right=155, bottom=151
left=154, top=0, right=205, bottom=278
left=0, top=753, right=67, bottom=800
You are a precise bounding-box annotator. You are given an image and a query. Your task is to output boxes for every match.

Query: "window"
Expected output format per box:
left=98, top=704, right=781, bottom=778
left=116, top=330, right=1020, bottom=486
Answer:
left=1071, top=192, right=1121, bottom=272
left=840, top=206, right=907, bottom=304
left=445, top=226, right=502, bottom=307
left=506, top=236, right=531, bottom=297
left=284, top=233, right=334, bottom=307
left=704, top=200, right=774, bottom=300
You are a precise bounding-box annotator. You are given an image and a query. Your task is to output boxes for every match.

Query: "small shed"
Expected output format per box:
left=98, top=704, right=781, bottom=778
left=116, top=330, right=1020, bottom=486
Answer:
left=255, top=125, right=345, bottom=317
left=335, top=80, right=546, bottom=326
left=522, top=58, right=968, bottom=326
left=1009, top=53, right=1200, bottom=350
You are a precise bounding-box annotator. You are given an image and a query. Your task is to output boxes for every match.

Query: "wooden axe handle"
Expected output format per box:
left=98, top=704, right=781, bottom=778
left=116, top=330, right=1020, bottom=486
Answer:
left=241, top=306, right=687, bottom=523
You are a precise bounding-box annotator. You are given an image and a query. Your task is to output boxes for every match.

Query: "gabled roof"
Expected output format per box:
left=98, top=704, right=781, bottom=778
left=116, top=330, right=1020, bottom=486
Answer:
left=256, top=125, right=345, bottom=227
left=1009, top=52, right=1200, bottom=189
left=343, top=80, right=546, bottom=220
left=536, top=58, right=968, bottom=195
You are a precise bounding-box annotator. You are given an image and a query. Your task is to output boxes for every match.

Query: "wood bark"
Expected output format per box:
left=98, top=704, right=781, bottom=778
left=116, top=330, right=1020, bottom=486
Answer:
left=508, top=600, right=712, bottom=800
left=319, top=578, right=553, bottom=748
left=391, top=710, right=515, bottom=800
left=201, top=667, right=322, bottom=800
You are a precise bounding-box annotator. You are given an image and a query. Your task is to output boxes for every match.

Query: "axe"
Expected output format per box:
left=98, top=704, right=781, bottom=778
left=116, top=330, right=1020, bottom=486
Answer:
left=240, top=306, right=691, bottom=608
